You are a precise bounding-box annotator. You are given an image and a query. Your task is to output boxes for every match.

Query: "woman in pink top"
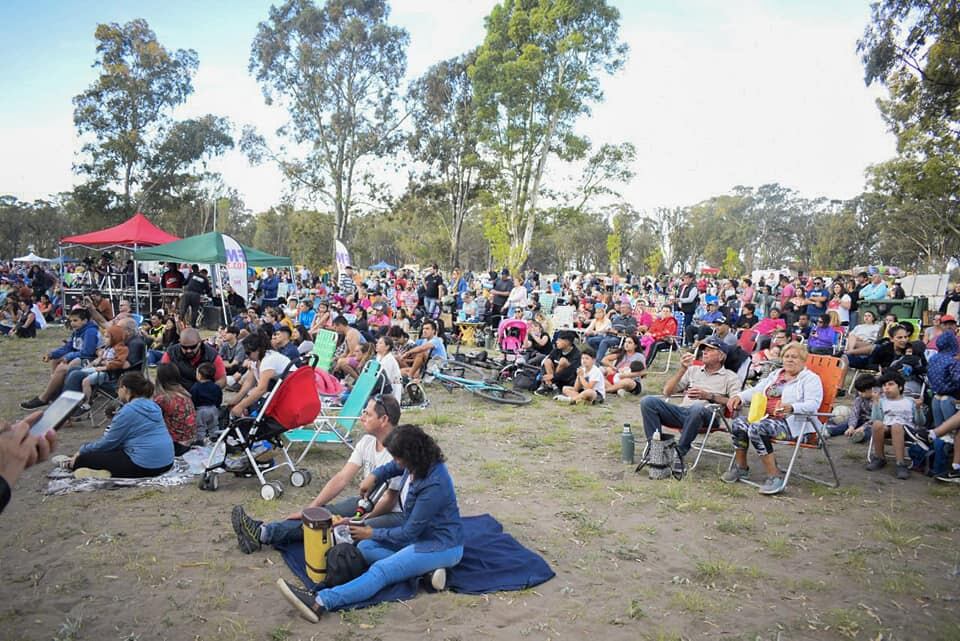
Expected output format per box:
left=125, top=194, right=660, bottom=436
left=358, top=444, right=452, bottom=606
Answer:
left=753, top=307, right=787, bottom=336
left=740, top=278, right=755, bottom=305
left=632, top=301, right=653, bottom=332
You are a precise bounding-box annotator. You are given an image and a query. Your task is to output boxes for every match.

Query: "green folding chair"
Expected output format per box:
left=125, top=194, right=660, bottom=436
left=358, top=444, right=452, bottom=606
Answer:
left=311, top=329, right=339, bottom=372
left=284, top=359, right=381, bottom=463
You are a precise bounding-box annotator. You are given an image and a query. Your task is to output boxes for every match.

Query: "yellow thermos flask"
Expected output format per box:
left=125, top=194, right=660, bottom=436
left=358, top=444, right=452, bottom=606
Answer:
left=302, top=507, right=334, bottom=583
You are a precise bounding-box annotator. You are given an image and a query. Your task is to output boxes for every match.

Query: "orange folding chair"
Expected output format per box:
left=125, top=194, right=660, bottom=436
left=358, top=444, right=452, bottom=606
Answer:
left=739, top=354, right=843, bottom=492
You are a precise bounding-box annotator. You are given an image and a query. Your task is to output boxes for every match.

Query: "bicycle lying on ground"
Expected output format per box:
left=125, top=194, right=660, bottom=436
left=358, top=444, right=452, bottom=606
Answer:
left=427, top=361, right=532, bottom=405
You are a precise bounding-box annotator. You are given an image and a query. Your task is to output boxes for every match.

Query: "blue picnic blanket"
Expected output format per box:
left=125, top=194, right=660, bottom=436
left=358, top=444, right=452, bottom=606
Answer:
left=275, top=514, right=555, bottom=610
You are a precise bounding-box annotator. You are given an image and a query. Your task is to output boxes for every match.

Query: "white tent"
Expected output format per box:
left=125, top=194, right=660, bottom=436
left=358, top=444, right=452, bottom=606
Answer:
left=13, top=252, right=52, bottom=262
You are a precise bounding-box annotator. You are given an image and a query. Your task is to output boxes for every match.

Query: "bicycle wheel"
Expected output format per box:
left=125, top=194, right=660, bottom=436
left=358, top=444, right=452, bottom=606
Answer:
left=437, top=361, right=492, bottom=383
left=472, top=385, right=532, bottom=405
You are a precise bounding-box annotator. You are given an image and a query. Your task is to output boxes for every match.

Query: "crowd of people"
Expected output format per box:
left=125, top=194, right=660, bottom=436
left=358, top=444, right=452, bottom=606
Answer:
left=3, top=256, right=960, bottom=620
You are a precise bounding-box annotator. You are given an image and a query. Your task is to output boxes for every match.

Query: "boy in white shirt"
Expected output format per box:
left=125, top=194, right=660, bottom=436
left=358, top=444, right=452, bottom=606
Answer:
left=866, top=371, right=922, bottom=480
left=556, top=347, right=606, bottom=405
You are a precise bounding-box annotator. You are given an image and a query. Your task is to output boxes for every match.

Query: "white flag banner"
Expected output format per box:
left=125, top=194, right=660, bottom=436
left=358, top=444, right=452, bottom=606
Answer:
left=222, top=234, right=248, bottom=303
left=335, top=240, right=351, bottom=275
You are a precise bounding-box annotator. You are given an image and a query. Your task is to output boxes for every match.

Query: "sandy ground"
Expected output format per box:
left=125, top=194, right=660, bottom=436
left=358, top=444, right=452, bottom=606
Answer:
left=1, top=327, right=959, bottom=641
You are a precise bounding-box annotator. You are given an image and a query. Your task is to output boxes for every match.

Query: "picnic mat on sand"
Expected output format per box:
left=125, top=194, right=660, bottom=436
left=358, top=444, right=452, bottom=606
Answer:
left=276, top=513, right=555, bottom=611
left=43, top=446, right=217, bottom=495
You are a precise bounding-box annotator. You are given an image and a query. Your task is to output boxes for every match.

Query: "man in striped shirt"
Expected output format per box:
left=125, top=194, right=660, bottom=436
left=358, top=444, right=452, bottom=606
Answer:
left=339, top=265, right=357, bottom=299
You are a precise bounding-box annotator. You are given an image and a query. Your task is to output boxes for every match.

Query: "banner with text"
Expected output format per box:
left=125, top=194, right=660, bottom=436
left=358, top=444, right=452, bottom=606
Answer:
left=223, top=234, right=248, bottom=303
left=335, top=240, right=351, bottom=276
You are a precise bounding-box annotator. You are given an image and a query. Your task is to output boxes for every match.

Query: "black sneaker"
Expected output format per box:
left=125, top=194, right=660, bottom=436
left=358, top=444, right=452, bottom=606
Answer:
left=276, top=578, right=324, bottom=623
left=935, top=468, right=960, bottom=483
left=672, top=455, right=686, bottom=478
left=231, top=505, right=263, bottom=554
left=865, top=457, right=886, bottom=472
left=913, top=428, right=931, bottom=447
left=20, top=396, right=48, bottom=410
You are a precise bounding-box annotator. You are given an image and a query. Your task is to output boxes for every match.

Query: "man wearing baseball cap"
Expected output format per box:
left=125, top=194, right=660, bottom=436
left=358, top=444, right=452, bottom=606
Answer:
left=685, top=296, right=724, bottom=345
left=537, top=330, right=581, bottom=394
left=639, top=337, right=742, bottom=475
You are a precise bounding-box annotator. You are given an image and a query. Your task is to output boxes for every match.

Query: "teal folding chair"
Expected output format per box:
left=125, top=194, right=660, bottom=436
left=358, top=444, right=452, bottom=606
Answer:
left=284, top=359, right=381, bottom=463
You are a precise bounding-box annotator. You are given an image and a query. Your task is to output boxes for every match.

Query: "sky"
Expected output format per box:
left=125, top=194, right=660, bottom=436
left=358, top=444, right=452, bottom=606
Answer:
left=0, top=0, right=894, bottom=215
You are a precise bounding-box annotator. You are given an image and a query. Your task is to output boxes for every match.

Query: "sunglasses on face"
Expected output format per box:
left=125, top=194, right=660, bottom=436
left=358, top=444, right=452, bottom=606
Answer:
left=181, top=342, right=200, bottom=352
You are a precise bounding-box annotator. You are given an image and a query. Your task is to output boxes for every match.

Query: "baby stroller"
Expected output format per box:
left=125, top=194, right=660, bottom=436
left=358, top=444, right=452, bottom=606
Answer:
left=198, top=356, right=322, bottom=500
left=498, top=319, right=528, bottom=362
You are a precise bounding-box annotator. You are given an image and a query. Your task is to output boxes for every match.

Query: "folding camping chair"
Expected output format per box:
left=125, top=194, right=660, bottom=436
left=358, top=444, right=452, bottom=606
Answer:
left=539, top=293, right=556, bottom=316
left=737, top=328, right=759, bottom=354
left=649, top=311, right=686, bottom=374
left=88, top=350, right=148, bottom=427
left=644, top=355, right=751, bottom=474
left=550, top=305, right=576, bottom=332
left=866, top=382, right=929, bottom=469
left=737, top=354, right=843, bottom=492
left=283, top=359, right=381, bottom=463
left=311, top=329, right=338, bottom=372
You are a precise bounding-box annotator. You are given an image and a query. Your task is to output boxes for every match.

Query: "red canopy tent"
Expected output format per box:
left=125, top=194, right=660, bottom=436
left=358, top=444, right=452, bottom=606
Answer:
left=61, top=212, right=179, bottom=247
left=59, top=213, right=181, bottom=314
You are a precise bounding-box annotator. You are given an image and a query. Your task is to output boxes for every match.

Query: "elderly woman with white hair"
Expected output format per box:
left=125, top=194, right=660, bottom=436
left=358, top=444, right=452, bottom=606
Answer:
left=722, top=342, right=823, bottom=495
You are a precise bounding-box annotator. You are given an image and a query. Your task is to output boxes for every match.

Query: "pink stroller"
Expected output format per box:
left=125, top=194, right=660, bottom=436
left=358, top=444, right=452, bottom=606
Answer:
left=497, top=319, right=528, bottom=362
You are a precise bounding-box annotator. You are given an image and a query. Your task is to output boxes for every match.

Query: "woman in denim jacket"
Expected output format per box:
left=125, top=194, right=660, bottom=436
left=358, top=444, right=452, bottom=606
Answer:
left=278, top=424, right=464, bottom=621
left=722, top=343, right=823, bottom=495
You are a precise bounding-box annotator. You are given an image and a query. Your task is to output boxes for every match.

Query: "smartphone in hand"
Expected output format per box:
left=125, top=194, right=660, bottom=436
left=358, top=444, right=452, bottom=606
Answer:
left=29, top=391, right=85, bottom=436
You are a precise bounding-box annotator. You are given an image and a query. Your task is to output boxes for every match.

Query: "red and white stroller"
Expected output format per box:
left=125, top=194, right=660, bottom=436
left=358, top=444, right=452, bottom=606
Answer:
left=198, top=356, right=322, bottom=500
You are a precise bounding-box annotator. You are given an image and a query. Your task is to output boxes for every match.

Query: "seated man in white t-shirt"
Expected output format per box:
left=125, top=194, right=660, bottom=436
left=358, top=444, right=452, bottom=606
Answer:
left=556, top=347, right=606, bottom=404
left=399, top=319, right=447, bottom=380
left=230, top=395, right=404, bottom=553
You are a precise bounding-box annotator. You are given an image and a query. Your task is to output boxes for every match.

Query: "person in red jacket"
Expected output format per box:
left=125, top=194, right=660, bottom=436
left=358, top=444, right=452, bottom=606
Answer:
left=642, top=305, right=679, bottom=367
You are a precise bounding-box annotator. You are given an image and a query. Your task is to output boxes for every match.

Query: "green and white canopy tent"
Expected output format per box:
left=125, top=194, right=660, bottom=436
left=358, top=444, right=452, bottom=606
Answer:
left=134, top=231, right=292, bottom=323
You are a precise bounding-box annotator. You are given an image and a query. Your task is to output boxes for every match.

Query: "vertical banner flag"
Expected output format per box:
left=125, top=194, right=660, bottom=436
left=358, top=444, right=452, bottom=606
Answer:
left=223, top=234, right=248, bottom=302
left=335, top=240, right=351, bottom=275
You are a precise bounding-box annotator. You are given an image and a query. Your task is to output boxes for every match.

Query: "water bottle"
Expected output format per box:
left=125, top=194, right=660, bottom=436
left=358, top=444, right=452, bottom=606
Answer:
left=621, top=423, right=635, bottom=464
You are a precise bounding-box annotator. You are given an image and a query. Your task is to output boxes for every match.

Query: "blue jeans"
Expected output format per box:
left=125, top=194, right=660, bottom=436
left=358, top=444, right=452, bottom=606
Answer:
left=315, top=540, right=464, bottom=611
left=640, top=396, right=714, bottom=457
left=932, top=395, right=959, bottom=428
left=587, top=335, right=621, bottom=362
left=63, top=366, right=86, bottom=393
left=147, top=349, right=165, bottom=366
left=424, top=297, right=439, bottom=316
left=260, top=496, right=404, bottom=546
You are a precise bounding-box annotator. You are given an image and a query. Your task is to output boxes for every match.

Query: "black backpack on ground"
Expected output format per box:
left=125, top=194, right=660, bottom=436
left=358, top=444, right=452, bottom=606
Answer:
left=322, top=542, right=369, bottom=588
left=512, top=364, right=541, bottom=391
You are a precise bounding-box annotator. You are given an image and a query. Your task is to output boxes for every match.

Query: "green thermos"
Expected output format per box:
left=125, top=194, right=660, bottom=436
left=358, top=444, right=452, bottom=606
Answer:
left=621, top=423, right=635, bottom=464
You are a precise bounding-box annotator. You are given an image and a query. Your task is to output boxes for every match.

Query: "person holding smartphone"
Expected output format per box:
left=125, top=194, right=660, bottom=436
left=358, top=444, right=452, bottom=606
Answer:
left=0, top=412, right=56, bottom=515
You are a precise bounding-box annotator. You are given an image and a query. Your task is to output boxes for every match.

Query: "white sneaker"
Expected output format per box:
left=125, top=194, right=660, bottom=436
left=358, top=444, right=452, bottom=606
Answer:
left=554, top=395, right=571, bottom=404
left=617, top=389, right=628, bottom=398
left=51, top=454, right=72, bottom=469
left=430, top=568, right=447, bottom=591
